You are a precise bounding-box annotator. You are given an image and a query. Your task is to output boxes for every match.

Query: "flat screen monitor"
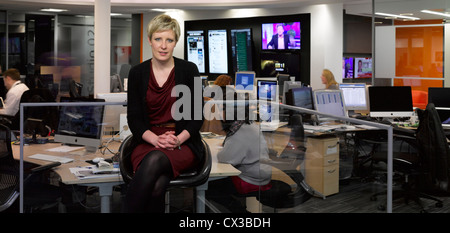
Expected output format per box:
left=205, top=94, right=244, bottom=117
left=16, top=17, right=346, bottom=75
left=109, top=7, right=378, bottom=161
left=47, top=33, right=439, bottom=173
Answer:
left=282, top=81, right=302, bottom=104
left=256, top=79, right=278, bottom=102
left=261, top=22, right=301, bottom=50
left=186, top=30, right=205, bottom=73
left=235, top=71, right=255, bottom=93
left=231, top=28, right=252, bottom=73
left=313, top=89, right=348, bottom=122
left=208, top=29, right=228, bottom=74
left=428, top=87, right=450, bottom=107
left=54, top=97, right=105, bottom=152
left=343, top=57, right=354, bottom=79
left=277, top=74, right=290, bottom=98
left=286, top=86, right=314, bottom=112
left=95, top=92, right=127, bottom=134
left=435, top=107, right=450, bottom=128
left=339, top=83, right=369, bottom=111
left=354, top=57, right=372, bottom=78
left=369, top=86, right=414, bottom=118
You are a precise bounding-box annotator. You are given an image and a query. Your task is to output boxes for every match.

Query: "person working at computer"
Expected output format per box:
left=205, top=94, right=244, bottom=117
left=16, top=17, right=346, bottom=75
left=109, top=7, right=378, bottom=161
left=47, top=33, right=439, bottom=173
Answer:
left=0, top=68, right=29, bottom=116
left=267, top=24, right=291, bottom=50
left=321, top=68, right=339, bottom=89
left=124, top=14, right=204, bottom=213
left=206, top=93, right=272, bottom=213
left=202, top=74, right=235, bottom=135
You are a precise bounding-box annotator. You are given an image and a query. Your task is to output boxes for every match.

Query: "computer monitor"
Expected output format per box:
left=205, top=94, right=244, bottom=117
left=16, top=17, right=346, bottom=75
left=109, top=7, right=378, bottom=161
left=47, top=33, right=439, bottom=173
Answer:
left=286, top=87, right=314, bottom=110
left=368, top=86, right=414, bottom=118
left=339, top=83, right=369, bottom=111
left=234, top=71, right=255, bottom=93
left=428, top=87, right=450, bottom=107
left=282, top=81, right=302, bottom=104
left=111, top=74, right=124, bottom=93
left=256, top=78, right=278, bottom=102
left=54, top=97, right=105, bottom=152
left=313, top=89, right=348, bottom=122
left=277, top=74, right=290, bottom=100
left=95, top=92, right=127, bottom=135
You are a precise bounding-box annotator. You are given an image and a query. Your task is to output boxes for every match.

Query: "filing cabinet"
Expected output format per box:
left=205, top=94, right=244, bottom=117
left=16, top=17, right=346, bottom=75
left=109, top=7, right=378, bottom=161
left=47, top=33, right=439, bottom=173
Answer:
left=305, top=136, right=339, bottom=196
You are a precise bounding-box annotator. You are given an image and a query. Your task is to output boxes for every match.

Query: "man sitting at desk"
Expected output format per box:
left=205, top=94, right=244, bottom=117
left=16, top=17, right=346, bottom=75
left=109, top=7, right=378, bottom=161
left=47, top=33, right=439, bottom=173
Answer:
left=206, top=93, right=273, bottom=212
left=0, top=68, right=29, bottom=116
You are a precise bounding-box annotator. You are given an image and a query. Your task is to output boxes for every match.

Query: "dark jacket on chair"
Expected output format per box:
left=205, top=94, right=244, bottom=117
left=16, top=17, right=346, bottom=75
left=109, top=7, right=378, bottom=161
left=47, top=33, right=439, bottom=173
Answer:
left=127, top=57, right=204, bottom=161
left=416, top=103, right=450, bottom=193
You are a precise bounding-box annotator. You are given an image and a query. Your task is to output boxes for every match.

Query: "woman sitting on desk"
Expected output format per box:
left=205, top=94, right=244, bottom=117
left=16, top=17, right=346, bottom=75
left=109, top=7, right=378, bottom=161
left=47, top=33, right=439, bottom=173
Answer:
left=124, top=14, right=204, bottom=213
left=206, top=93, right=273, bottom=212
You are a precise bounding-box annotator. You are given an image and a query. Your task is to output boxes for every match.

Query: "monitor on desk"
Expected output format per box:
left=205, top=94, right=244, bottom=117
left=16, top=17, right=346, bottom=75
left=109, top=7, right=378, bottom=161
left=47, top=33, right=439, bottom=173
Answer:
left=54, top=97, right=105, bottom=152
left=256, top=78, right=278, bottom=102
left=428, top=87, right=450, bottom=107
left=282, top=81, right=302, bottom=104
left=368, top=86, right=414, bottom=118
left=339, top=83, right=369, bottom=112
left=234, top=71, right=255, bottom=94
left=313, top=89, right=348, bottom=122
left=95, top=92, right=127, bottom=135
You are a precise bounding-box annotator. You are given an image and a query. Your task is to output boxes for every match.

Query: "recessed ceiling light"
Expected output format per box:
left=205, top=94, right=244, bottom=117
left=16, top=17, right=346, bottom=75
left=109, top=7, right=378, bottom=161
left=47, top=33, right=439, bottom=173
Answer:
left=40, top=8, right=68, bottom=13
left=110, top=13, right=123, bottom=16
left=375, top=12, right=420, bottom=20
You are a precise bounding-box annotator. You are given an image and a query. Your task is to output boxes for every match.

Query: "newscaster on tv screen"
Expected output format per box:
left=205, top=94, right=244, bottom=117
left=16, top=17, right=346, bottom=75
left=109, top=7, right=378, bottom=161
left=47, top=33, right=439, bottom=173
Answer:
left=262, top=22, right=301, bottom=50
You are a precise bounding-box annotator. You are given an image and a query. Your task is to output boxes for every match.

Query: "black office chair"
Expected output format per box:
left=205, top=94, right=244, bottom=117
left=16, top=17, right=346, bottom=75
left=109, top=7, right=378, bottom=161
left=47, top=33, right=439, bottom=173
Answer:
left=370, top=103, right=446, bottom=212
left=118, top=134, right=212, bottom=212
left=0, top=123, right=63, bottom=213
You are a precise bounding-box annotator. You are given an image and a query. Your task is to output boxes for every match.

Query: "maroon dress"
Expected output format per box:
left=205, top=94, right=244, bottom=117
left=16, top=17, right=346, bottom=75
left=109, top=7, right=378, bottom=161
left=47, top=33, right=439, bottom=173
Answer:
left=130, top=64, right=197, bottom=178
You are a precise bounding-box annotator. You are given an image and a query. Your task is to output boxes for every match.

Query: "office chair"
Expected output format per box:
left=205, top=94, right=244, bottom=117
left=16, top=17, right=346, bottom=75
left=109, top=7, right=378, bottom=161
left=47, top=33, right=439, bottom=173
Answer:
left=370, top=103, right=445, bottom=213
left=411, top=90, right=428, bottom=110
left=69, top=80, right=83, bottom=98
left=118, top=134, right=212, bottom=212
left=0, top=123, right=64, bottom=212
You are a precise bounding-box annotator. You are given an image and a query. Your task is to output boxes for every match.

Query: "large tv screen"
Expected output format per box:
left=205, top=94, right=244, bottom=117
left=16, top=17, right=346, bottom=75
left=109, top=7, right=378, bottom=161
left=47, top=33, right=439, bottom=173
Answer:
left=262, top=22, right=301, bottom=50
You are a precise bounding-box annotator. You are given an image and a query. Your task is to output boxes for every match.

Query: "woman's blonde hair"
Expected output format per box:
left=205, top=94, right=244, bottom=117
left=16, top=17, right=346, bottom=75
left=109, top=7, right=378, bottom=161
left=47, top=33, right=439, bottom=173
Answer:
left=147, top=14, right=180, bottom=42
left=322, top=69, right=338, bottom=88
left=214, top=75, right=232, bottom=87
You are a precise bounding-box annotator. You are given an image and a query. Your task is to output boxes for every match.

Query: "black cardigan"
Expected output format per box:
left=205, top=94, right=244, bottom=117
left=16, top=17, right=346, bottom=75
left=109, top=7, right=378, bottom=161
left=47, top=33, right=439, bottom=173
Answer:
left=127, top=57, right=204, bottom=161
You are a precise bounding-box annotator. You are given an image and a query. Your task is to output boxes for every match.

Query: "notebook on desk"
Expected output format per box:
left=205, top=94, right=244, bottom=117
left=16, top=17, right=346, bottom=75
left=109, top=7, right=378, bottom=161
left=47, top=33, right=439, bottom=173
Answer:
left=29, top=153, right=74, bottom=164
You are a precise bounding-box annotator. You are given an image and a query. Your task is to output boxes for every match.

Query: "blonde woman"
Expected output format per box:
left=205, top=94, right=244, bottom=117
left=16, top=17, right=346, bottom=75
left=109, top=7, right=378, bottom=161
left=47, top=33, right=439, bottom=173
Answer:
left=320, top=69, right=339, bottom=89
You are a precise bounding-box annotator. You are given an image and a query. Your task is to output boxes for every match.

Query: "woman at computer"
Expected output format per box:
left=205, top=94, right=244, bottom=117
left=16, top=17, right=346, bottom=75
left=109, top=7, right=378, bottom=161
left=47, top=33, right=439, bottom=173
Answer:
left=124, top=14, right=204, bottom=213
left=320, top=68, right=339, bottom=89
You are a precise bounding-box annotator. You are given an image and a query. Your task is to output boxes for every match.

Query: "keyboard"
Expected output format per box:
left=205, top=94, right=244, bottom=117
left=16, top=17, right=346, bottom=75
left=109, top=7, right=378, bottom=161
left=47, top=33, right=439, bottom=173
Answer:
left=29, top=154, right=74, bottom=164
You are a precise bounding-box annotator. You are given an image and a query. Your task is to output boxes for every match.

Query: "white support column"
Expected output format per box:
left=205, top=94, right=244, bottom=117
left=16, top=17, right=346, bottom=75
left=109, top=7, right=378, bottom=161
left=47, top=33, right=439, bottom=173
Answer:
left=94, top=0, right=111, bottom=95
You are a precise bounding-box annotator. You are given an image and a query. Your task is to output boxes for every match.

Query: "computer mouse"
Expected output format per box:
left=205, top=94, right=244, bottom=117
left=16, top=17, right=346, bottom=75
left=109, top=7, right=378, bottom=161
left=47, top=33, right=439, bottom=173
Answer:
left=92, top=157, right=105, bottom=163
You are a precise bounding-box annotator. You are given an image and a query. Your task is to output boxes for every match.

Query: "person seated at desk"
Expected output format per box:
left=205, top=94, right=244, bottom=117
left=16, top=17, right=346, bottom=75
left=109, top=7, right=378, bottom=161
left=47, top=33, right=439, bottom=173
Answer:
left=320, top=68, right=339, bottom=90
left=202, top=74, right=235, bottom=135
left=206, top=93, right=272, bottom=213
left=0, top=68, right=29, bottom=116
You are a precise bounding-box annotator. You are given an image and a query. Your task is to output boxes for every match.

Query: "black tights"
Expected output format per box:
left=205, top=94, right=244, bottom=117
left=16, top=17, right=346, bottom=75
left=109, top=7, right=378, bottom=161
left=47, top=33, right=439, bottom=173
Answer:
left=124, top=150, right=173, bottom=213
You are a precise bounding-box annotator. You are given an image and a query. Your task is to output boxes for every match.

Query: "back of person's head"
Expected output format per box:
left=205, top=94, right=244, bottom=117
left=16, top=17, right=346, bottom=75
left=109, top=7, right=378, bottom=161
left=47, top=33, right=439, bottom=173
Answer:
left=322, top=69, right=337, bottom=87
left=221, top=92, right=253, bottom=133
left=147, top=14, right=180, bottom=42
left=214, top=75, right=232, bottom=87
left=3, top=68, right=20, bottom=81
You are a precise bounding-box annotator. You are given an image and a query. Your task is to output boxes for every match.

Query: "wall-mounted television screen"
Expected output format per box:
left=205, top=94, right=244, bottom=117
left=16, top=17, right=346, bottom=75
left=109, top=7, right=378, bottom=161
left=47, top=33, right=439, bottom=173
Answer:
left=343, top=57, right=354, bottom=79
left=208, top=29, right=228, bottom=74
left=262, top=22, right=301, bottom=50
left=354, top=57, right=372, bottom=78
left=231, top=28, right=253, bottom=73
left=186, top=30, right=205, bottom=73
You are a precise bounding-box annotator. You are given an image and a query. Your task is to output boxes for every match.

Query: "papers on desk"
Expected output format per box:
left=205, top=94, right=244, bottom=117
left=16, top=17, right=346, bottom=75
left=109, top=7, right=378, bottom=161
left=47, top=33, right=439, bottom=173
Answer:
left=303, top=124, right=353, bottom=133
left=70, top=166, right=120, bottom=179
left=29, top=153, right=74, bottom=164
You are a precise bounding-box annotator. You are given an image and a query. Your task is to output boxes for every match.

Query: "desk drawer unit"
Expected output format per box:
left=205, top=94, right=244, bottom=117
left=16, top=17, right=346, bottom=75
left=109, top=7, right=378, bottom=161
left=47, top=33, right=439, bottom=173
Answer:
left=305, top=136, right=339, bottom=196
